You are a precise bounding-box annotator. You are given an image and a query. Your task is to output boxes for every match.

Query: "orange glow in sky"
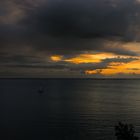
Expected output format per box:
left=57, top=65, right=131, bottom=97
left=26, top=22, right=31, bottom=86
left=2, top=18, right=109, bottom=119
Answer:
left=64, top=53, right=117, bottom=64
left=50, top=52, right=140, bottom=76
left=50, top=55, right=63, bottom=62
left=85, top=60, right=140, bottom=76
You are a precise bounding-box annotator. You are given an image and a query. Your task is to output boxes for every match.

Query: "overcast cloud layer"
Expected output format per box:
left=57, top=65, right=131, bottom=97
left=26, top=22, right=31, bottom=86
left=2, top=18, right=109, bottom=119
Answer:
left=1, top=0, right=140, bottom=77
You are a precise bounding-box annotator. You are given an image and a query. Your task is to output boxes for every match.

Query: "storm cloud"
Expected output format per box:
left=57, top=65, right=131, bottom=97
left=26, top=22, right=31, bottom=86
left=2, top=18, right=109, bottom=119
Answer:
left=1, top=0, right=140, bottom=77
left=1, top=0, right=140, bottom=53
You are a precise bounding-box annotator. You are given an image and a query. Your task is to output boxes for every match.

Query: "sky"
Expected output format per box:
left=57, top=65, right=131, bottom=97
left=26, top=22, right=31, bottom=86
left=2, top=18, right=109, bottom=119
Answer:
left=1, top=0, right=140, bottom=78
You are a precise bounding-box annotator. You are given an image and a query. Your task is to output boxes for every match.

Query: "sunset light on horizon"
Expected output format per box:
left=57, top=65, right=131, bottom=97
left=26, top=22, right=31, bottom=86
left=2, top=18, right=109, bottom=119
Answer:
left=1, top=0, right=140, bottom=78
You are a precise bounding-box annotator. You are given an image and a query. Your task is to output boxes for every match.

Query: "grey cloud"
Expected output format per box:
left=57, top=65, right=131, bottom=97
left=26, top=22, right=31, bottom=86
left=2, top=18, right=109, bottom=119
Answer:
left=22, top=36, right=138, bottom=56
left=0, top=53, right=43, bottom=64
left=1, top=56, right=138, bottom=75
left=24, top=0, right=131, bottom=36
left=1, top=0, right=139, bottom=56
left=1, top=0, right=140, bottom=78
left=23, top=0, right=140, bottom=42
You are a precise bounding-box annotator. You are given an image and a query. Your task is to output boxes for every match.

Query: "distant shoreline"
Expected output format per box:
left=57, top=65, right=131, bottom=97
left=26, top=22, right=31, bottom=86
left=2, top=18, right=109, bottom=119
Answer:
left=0, top=77, right=140, bottom=80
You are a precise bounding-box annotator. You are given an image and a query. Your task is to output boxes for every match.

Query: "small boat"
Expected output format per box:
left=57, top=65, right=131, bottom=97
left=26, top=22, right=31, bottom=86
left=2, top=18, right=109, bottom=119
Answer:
left=38, top=87, right=44, bottom=94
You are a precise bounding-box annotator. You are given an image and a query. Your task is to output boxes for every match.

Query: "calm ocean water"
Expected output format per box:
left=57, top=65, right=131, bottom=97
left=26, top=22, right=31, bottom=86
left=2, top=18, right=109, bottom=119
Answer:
left=0, top=79, right=140, bottom=140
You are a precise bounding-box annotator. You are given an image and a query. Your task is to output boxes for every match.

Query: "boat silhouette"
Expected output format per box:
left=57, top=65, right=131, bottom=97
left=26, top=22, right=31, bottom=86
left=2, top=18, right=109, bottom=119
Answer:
left=38, top=86, right=44, bottom=94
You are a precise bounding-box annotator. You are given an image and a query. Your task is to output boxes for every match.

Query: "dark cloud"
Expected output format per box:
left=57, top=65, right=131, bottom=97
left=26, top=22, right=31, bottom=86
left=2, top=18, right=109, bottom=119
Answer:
left=23, top=0, right=132, bottom=37
left=1, top=0, right=140, bottom=55
left=0, top=53, right=44, bottom=65
left=1, top=0, right=140, bottom=77
left=1, top=55, right=138, bottom=75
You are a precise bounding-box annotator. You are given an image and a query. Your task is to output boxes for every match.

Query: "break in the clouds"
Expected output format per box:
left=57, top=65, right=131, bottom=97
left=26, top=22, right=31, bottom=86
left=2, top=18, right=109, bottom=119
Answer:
left=1, top=0, right=140, bottom=77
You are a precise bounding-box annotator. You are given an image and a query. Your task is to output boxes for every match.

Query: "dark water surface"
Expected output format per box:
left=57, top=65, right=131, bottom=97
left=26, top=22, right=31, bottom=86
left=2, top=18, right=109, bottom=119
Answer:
left=0, top=79, right=140, bottom=140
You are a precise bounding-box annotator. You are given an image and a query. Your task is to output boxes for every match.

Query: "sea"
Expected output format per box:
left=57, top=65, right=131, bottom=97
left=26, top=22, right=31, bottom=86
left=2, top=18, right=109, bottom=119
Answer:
left=0, top=79, right=140, bottom=140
